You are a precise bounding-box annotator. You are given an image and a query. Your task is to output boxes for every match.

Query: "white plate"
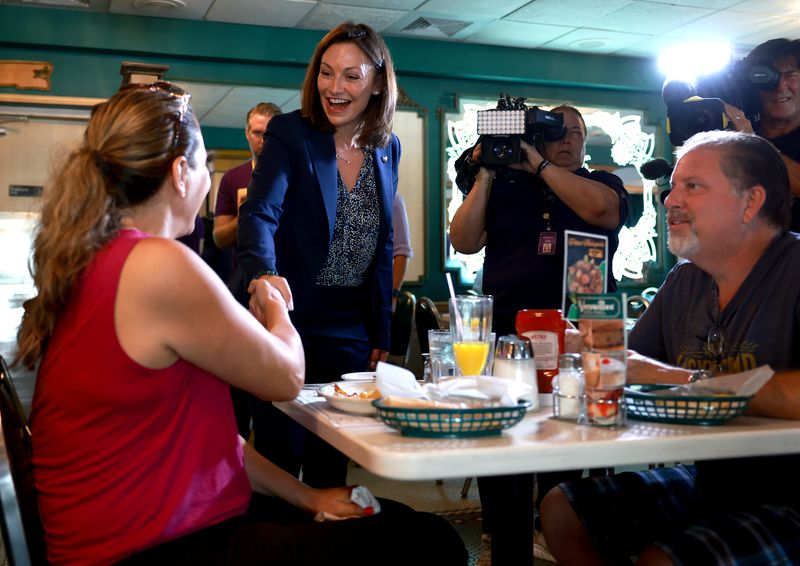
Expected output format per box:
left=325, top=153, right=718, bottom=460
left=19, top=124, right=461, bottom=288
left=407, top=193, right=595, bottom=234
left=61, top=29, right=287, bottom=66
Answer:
left=341, top=371, right=377, bottom=381
left=318, top=382, right=380, bottom=415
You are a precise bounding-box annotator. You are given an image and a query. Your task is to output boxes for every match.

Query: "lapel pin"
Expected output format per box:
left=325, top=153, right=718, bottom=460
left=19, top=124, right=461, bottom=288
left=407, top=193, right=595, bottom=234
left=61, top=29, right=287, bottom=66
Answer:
left=381, top=155, right=388, bottom=163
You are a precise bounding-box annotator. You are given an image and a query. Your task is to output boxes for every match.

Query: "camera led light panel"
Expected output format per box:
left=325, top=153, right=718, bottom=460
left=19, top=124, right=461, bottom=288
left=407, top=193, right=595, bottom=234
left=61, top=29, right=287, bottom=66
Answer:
left=476, top=109, right=526, bottom=135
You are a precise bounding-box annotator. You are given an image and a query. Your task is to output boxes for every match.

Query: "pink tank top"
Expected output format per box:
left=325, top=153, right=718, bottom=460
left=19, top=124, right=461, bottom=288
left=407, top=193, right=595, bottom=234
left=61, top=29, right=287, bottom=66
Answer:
left=31, top=229, right=251, bottom=565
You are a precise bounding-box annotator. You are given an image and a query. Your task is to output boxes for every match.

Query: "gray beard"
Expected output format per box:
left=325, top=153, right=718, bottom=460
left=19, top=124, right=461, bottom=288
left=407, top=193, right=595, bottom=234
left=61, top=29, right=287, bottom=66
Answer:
left=667, top=229, right=699, bottom=260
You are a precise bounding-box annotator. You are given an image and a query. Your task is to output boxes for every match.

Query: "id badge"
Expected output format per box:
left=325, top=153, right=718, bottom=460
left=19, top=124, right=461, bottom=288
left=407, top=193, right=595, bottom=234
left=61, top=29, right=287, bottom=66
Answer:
left=538, top=231, right=557, bottom=255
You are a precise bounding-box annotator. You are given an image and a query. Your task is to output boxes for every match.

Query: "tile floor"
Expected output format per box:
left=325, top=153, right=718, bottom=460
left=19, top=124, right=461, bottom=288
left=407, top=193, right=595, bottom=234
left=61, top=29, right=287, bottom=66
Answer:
left=349, top=462, right=559, bottom=566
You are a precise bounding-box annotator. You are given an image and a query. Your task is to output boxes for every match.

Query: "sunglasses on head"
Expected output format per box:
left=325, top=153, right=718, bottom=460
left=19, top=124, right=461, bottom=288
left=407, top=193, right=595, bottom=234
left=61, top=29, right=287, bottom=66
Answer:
left=119, top=81, right=192, bottom=149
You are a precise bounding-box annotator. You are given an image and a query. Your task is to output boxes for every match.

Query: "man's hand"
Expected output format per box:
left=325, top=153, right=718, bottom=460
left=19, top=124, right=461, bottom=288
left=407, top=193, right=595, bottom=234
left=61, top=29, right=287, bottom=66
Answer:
left=626, top=350, right=693, bottom=384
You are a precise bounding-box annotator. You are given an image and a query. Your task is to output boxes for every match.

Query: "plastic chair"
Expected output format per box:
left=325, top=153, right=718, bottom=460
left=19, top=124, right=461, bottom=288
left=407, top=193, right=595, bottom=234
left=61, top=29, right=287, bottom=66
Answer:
left=0, top=355, right=46, bottom=566
left=415, top=297, right=443, bottom=354
left=388, top=291, right=416, bottom=367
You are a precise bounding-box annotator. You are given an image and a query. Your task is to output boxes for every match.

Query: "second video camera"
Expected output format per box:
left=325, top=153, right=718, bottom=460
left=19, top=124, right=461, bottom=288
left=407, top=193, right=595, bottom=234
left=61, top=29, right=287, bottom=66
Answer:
left=476, top=94, right=566, bottom=166
left=663, top=60, right=779, bottom=146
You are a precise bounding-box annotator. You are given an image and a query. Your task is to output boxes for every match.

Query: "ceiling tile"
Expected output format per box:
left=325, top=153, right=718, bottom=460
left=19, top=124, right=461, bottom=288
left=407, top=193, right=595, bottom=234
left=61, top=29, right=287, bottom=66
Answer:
left=663, top=10, right=800, bottom=46
left=542, top=28, right=649, bottom=55
left=298, top=3, right=406, bottom=31
left=109, top=0, right=213, bottom=20
left=206, top=0, right=316, bottom=27
left=416, top=0, right=530, bottom=21
left=507, top=0, right=634, bottom=28
left=645, top=0, right=742, bottom=7
left=464, top=20, right=571, bottom=49
left=171, top=82, right=232, bottom=122
left=320, top=0, right=423, bottom=9
left=593, top=1, right=712, bottom=35
left=617, top=34, right=698, bottom=59
left=176, top=83, right=302, bottom=127
left=729, top=0, right=800, bottom=15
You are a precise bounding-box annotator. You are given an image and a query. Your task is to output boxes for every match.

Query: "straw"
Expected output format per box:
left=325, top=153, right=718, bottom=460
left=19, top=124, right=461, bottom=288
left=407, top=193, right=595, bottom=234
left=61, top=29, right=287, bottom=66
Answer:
left=445, top=272, right=463, bottom=341
left=445, top=272, right=456, bottom=300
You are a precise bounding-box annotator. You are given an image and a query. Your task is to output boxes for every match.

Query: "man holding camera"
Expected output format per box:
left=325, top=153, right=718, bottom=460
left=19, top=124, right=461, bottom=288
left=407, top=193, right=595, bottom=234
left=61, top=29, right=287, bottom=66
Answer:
left=450, top=104, right=629, bottom=565
left=725, top=38, right=800, bottom=231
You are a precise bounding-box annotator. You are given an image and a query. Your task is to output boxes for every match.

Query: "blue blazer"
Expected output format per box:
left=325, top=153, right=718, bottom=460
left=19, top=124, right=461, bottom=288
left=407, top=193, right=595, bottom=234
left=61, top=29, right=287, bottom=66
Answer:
left=237, top=110, right=400, bottom=351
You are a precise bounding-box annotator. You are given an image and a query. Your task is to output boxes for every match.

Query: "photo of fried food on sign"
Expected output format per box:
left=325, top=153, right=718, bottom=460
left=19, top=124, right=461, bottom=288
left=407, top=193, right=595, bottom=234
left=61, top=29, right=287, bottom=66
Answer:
left=562, top=230, right=608, bottom=316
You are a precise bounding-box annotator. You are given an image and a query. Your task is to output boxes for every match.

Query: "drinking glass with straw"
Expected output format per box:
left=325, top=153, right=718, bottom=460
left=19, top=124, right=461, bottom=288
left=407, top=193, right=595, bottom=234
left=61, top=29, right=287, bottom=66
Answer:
left=448, top=289, right=494, bottom=376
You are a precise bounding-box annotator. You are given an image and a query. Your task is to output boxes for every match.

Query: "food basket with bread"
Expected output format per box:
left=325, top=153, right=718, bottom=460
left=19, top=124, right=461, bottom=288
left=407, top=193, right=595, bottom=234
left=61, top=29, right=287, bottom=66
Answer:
left=623, top=366, right=774, bottom=426
left=371, top=362, right=531, bottom=437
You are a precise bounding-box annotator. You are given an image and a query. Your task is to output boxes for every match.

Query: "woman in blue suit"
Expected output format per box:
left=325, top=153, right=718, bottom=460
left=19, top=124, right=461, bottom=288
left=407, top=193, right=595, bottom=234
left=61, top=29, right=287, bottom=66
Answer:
left=237, top=22, right=400, bottom=487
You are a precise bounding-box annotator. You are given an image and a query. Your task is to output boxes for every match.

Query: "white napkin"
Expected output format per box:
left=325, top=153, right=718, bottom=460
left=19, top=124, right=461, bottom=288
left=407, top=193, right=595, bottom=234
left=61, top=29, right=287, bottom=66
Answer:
left=313, top=485, right=382, bottom=521
left=685, top=365, right=774, bottom=396
left=375, top=361, right=425, bottom=399
left=647, top=365, right=775, bottom=397
left=376, top=361, right=531, bottom=407
left=428, top=376, right=532, bottom=407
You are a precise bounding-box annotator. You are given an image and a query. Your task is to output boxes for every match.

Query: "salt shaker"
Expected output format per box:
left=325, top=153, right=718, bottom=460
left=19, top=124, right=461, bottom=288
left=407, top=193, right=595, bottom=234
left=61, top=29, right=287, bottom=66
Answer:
left=421, top=353, right=433, bottom=383
left=492, top=335, right=539, bottom=410
left=554, top=353, right=583, bottom=420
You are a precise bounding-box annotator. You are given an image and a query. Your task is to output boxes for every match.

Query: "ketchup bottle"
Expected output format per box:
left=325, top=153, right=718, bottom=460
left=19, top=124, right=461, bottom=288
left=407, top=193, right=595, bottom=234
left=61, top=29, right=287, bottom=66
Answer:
left=515, top=309, right=566, bottom=393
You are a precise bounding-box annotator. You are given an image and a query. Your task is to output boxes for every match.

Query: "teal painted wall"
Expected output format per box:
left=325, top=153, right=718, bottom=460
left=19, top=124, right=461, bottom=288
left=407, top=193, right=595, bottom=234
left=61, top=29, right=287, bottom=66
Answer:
left=0, top=4, right=673, bottom=300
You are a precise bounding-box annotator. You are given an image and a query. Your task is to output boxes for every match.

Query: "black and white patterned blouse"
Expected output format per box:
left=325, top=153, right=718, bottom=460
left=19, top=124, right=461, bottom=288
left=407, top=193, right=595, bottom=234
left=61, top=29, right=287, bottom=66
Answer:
left=316, top=151, right=380, bottom=287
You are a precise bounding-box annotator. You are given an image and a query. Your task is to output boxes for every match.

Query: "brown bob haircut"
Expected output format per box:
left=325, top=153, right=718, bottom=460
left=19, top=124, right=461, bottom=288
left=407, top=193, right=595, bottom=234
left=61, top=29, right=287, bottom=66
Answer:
left=301, top=21, right=397, bottom=149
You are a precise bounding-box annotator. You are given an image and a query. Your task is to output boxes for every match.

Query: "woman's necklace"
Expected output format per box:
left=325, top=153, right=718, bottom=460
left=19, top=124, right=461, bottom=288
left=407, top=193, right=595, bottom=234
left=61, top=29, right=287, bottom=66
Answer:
left=335, top=145, right=361, bottom=165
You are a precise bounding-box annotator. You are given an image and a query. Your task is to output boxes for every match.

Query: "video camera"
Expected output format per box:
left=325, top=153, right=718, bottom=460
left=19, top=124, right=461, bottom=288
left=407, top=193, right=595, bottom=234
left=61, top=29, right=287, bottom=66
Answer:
left=663, top=60, right=780, bottom=146
left=454, top=95, right=567, bottom=194
left=475, top=94, right=567, bottom=166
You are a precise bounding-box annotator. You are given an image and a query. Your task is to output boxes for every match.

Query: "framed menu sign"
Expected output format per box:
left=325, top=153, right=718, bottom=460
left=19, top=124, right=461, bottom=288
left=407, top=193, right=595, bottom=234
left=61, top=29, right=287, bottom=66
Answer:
left=562, top=230, right=609, bottom=317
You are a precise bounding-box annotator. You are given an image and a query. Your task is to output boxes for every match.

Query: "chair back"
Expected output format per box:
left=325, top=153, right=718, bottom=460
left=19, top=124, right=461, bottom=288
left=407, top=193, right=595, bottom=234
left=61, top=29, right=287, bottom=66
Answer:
left=0, top=355, right=46, bottom=566
left=415, top=297, right=443, bottom=354
left=388, top=291, right=417, bottom=366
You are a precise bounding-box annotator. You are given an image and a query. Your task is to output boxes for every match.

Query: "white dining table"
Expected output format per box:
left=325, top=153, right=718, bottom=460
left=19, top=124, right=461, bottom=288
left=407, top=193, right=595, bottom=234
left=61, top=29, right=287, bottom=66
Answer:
left=275, top=388, right=800, bottom=481
left=276, top=387, right=800, bottom=566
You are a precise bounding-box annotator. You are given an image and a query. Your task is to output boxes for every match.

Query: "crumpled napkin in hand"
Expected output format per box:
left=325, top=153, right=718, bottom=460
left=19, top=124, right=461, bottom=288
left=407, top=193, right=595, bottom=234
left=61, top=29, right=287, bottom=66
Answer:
left=314, top=485, right=381, bottom=522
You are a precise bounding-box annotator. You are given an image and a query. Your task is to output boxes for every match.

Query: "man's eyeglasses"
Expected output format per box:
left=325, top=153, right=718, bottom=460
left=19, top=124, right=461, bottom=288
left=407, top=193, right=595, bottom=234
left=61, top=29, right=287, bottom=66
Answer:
left=120, top=81, right=191, bottom=149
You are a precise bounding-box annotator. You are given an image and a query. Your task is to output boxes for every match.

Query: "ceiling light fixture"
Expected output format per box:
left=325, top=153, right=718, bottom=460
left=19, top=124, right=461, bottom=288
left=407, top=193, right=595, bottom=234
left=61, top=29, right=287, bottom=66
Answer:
left=21, top=0, right=90, bottom=7
left=132, top=0, right=186, bottom=12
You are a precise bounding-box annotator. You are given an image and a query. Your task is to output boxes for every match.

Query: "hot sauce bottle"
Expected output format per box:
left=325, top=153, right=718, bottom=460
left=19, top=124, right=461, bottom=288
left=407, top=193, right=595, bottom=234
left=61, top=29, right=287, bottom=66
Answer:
left=515, top=309, right=566, bottom=393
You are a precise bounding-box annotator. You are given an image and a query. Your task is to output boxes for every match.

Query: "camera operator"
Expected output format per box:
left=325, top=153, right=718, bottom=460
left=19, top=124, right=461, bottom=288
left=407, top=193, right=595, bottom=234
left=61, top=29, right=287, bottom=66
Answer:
left=449, top=104, right=630, bottom=565
left=450, top=104, right=630, bottom=334
left=723, top=38, right=800, bottom=230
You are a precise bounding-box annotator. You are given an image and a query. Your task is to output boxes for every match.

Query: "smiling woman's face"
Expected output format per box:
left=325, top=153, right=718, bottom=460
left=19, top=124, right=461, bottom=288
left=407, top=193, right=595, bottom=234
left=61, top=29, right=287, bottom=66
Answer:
left=317, top=41, right=379, bottom=135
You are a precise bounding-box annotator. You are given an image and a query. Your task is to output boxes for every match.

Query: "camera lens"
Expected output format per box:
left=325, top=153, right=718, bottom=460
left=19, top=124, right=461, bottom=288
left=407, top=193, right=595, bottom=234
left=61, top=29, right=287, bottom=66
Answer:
left=491, top=140, right=515, bottom=160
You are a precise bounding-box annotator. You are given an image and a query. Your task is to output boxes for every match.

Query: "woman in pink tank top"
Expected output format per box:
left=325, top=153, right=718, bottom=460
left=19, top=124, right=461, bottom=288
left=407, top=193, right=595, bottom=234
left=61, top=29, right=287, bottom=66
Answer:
left=14, top=74, right=466, bottom=566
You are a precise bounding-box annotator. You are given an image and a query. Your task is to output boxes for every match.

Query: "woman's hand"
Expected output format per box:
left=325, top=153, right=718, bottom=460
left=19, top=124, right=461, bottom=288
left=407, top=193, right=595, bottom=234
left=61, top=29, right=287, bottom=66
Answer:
left=248, top=277, right=292, bottom=328
left=305, top=486, right=369, bottom=518
left=368, top=348, right=388, bottom=371
left=510, top=140, right=545, bottom=174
